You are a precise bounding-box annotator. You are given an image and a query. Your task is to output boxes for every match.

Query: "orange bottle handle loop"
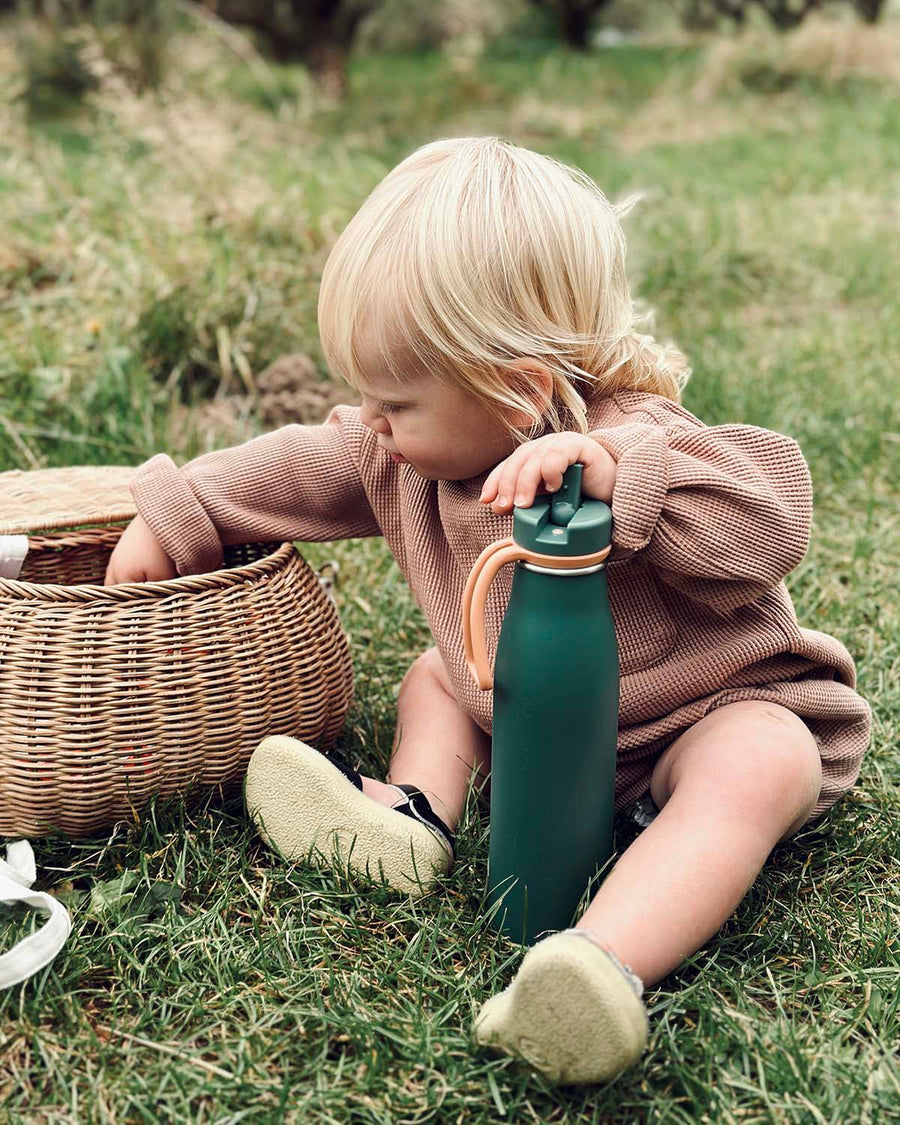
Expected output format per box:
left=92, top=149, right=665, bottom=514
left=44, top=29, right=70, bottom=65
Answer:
left=463, top=538, right=521, bottom=690
left=462, top=537, right=611, bottom=691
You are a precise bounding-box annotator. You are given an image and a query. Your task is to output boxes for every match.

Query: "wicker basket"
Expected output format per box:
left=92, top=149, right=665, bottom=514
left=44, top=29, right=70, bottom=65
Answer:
left=0, top=466, right=354, bottom=838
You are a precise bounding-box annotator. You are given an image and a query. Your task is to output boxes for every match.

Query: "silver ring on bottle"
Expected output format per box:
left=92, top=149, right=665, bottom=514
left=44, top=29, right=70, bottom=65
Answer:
left=520, top=561, right=607, bottom=576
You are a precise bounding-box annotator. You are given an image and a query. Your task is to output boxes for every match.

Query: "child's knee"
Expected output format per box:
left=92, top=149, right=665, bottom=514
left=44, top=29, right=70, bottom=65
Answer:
left=712, top=710, right=821, bottom=833
left=652, top=701, right=822, bottom=835
left=407, top=646, right=454, bottom=694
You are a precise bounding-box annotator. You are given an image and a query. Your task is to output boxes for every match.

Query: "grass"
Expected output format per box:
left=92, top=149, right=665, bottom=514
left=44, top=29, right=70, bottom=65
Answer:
left=1, top=15, right=899, bottom=1122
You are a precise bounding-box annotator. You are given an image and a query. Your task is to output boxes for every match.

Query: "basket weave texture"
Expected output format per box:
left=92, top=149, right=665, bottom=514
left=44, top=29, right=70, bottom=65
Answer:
left=0, top=466, right=354, bottom=838
left=0, top=465, right=138, bottom=536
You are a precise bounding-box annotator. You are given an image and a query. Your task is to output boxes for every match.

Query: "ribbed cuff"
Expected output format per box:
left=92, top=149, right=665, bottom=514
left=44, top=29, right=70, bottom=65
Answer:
left=129, top=453, right=224, bottom=576
left=591, top=427, right=669, bottom=554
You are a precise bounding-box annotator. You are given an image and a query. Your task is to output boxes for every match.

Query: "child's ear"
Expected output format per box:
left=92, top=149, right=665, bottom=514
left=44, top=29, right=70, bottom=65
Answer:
left=501, top=360, right=554, bottom=429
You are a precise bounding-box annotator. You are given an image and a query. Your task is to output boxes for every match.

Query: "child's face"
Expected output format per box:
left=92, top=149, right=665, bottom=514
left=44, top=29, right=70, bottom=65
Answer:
left=356, top=370, right=517, bottom=481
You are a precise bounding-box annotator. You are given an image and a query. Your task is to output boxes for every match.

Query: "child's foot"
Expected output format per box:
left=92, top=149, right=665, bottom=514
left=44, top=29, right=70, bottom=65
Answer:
left=474, top=929, right=649, bottom=1085
left=244, top=735, right=455, bottom=895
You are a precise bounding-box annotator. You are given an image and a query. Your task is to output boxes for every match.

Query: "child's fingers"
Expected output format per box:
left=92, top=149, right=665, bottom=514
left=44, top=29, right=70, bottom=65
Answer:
left=483, top=438, right=579, bottom=512
left=481, top=434, right=614, bottom=511
left=510, top=451, right=558, bottom=507
left=512, top=446, right=575, bottom=507
left=487, top=450, right=538, bottom=511
left=480, top=443, right=534, bottom=508
left=479, top=468, right=500, bottom=502
left=479, top=458, right=509, bottom=502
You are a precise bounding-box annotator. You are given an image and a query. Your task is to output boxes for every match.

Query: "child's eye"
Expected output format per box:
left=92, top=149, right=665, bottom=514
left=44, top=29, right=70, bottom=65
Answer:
left=379, top=402, right=401, bottom=415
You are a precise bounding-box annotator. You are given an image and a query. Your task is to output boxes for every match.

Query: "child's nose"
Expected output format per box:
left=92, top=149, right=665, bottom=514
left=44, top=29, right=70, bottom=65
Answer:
left=360, top=400, right=390, bottom=434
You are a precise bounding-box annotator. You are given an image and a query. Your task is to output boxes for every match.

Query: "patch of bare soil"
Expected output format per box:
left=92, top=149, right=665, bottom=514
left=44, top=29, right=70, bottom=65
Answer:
left=254, top=353, right=360, bottom=427
left=166, top=352, right=360, bottom=451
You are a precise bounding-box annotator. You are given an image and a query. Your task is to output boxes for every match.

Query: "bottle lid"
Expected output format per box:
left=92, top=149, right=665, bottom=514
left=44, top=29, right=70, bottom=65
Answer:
left=511, top=463, right=612, bottom=557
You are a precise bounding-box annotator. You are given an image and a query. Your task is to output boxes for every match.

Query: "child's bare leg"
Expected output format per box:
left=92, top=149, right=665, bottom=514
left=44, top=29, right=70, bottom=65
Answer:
left=361, top=647, right=491, bottom=831
left=575, top=701, right=823, bottom=987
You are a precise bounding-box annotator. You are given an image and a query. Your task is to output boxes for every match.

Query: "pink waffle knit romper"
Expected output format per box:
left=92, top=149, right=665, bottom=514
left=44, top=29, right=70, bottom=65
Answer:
left=130, top=389, right=871, bottom=822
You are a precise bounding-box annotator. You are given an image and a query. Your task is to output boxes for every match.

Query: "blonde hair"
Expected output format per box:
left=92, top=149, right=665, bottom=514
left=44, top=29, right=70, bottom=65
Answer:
left=317, top=136, right=691, bottom=442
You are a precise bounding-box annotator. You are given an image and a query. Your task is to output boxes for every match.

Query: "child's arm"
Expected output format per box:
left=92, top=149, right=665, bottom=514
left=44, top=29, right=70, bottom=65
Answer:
left=589, top=417, right=813, bottom=615
left=483, top=410, right=812, bottom=618
left=122, top=405, right=382, bottom=577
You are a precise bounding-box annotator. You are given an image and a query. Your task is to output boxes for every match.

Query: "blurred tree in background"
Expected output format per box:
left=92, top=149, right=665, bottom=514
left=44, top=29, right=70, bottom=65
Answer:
left=525, top=0, right=614, bottom=48
left=200, top=1, right=381, bottom=94
left=853, top=0, right=888, bottom=20
left=716, top=0, right=823, bottom=28
left=675, top=0, right=889, bottom=28
left=0, top=0, right=893, bottom=113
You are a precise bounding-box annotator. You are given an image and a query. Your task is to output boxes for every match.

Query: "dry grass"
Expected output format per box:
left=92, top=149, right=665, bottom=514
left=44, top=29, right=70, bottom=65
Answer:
left=620, top=14, right=900, bottom=152
left=619, top=75, right=821, bottom=151
left=694, top=14, right=900, bottom=99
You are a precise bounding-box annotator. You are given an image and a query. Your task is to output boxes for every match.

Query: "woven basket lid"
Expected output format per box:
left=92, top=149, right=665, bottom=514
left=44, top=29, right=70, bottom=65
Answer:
left=0, top=465, right=137, bottom=535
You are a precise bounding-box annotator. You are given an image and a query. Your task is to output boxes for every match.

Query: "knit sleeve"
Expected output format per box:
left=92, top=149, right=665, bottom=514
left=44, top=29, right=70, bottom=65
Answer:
left=589, top=418, right=813, bottom=616
left=129, top=405, right=382, bottom=576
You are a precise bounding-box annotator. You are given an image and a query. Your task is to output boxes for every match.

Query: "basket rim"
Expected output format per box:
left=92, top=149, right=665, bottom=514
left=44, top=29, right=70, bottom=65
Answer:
left=0, top=540, right=299, bottom=604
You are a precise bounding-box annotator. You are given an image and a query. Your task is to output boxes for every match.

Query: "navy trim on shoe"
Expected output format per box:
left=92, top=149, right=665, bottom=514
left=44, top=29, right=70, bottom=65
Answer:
left=390, top=784, right=455, bottom=859
left=324, top=758, right=454, bottom=859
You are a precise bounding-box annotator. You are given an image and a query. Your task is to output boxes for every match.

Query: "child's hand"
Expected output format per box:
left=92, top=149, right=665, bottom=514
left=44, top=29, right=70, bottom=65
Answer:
left=104, top=515, right=178, bottom=585
left=479, top=433, right=617, bottom=514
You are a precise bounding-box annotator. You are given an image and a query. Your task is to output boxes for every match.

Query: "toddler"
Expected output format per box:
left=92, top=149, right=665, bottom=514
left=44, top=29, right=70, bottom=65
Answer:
left=106, top=137, right=871, bottom=1086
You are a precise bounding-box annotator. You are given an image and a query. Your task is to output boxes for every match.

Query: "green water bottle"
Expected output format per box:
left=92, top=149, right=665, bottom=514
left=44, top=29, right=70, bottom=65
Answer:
left=462, top=464, right=618, bottom=946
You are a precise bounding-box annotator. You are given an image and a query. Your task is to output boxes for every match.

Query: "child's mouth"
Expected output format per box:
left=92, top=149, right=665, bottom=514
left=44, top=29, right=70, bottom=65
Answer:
left=388, top=452, right=407, bottom=464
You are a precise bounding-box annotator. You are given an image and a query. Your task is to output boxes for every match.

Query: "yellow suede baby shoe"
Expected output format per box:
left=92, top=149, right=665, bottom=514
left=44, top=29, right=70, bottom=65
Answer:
left=474, top=929, right=649, bottom=1085
left=244, top=734, right=454, bottom=895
